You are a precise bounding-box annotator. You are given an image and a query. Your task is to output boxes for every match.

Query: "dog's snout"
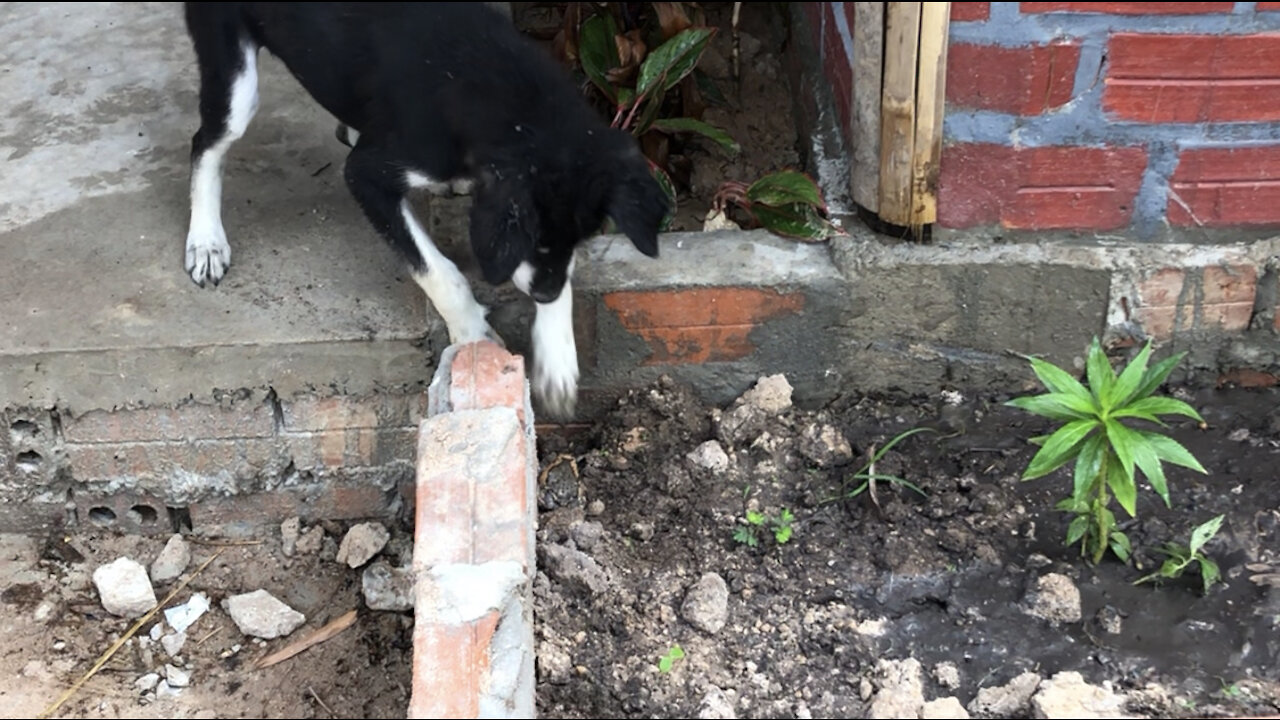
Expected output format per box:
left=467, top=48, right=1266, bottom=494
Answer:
left=530, top=286, right=561, bottom=304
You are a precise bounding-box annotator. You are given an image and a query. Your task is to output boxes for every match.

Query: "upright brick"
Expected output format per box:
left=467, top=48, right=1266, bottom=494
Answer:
left=1022, top=2, right=1233, bottom=13
left=1168, top=145, right=1280, bottom=227
left=951, top=2, right=991, bottom=21
left=1104, top=33, right=1280, bottom=123
left=939, top=143, right=1146, bottom=230
left=947, top=42, right=1080, bottom=114
left=1261, top=2, right=1280, bottom=10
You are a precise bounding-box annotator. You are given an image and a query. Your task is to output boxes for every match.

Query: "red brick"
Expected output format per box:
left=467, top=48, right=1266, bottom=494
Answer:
left=1022, top=2, right=1232, bottom=13
left=410, top=608, right=499, bottom=718
left=1168, top=146, right=1280, bottom=227
left=952, top=2, right=991, bottom=21
left=284, top=427, right=416, bottom=469
left=938, top=143, right=1146, bottom=230
left=1217, top=369, right=1280, bottom=388
left=67, top=438, right=282, bottom=481
left=1135, top=265, right=1258, bottom=340
left=1262, top=2, right=1280, bottom=10
left=947, top=42, right=1079, bottom=114
left=448, top=342, right=528, bottom=426
left=64, top=401, right=274, bottom=444
left=1104, top=33, right=1280, bottom=123
left=188, top=483, right=396, bottom=531
left=602, top=288, right=806, bottom=366
left=281, top=393, right=428, bottom=433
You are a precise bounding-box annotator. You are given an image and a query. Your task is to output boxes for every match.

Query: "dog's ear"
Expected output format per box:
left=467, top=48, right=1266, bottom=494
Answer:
left=469, top=173, right=538, bottom=285
left=607, top=151, right=669, bottom=259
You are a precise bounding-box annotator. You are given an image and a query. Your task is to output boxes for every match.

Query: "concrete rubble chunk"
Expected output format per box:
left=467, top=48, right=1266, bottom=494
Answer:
left=868, top=658, right=924, bottom=719
left=164, top=591, right=210, bottom=634
left=799, top=422, right=854, bottom=467
left=698, top=685, right=737, bottom=719
left=740, top=374, right=793, bottom=414
left=681, top=572, right=730, bottom=635
left=687, top=439, right=730, bottom=472
left=165, top=663, right=191, bottom=688
left=1031, top=671, right=1133, bottom=719
left=568, top=520, right=604, bottom=552
left=540, top=543, right=609, bottom=595
left=280, top=517, right=301, bottom=557
left=922, top=697, right=969, bottom=719
left=296, top=525, right=325, bottom=555
left=362, top=560, right=414, bottom=612
left=150, top=534, right=191, bottom=584
left=93, top=557, right=157, bottom=619
left=222, top=589, right=306, bottom=639
left=161, top=631, right=186, bottom=658
left=336, top=522, right=390, bottom=568
left=969, top=672, right=1042, bottom=717
left=135, top=672, right=161, bottom=693
left=1024, top=573, right=1082, bottom=625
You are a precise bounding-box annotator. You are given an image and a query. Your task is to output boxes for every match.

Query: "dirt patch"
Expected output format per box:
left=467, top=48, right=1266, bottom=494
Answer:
left=533, top=376, right=1280, bottom=719
left=513, top=2, right=803, bottom=232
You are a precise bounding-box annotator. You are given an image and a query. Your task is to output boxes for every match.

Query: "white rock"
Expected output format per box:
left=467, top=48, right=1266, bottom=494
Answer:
left=296, top=525, right=325, bottom=555
left=161, top=631, right=186, bottom=658
left=335, top=522, right=390, bottom=568
left=150, top=534, right=191, bottom=584
left=868, top=658, right=924, bottom=719
left=922, top=697, right=968, bottom=719
left=740, top=374, right=793, bottom=414
left=222, top=590, right=306, bottom=639
left=164, top=663, right=191, bottom=688
left=134, top=672, right=161, bottom=693
left=156, top=680, right=182, bottom=699
left=33, top=600, right=56, bottom=622
left=698, top=685, right=737, bottom=719
left=933, top=661, right=961, bottom=689
left=362, top=561, right=414, bottom=612
left=164, top=592, right=210, bottom=634
left=150, top=623, right=164, bottom=641
left=93, top=557, right=157, bottom=618
left=280, top=517, right=301, bottom=557
left=681, top=572, right=729, bottom=635
left=969, top=672, right=1042, bottom=717
left=1024, top=573, right=1082, bottom=624
left=1032, top=671, right=1134, bottom=719
left=687, top=440, right=730, bottom=472
left=703, top=208, right=741, bottom=232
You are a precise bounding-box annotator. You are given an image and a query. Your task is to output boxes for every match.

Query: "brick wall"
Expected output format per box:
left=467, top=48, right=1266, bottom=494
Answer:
left=804, top=2, right=1280, bottom=238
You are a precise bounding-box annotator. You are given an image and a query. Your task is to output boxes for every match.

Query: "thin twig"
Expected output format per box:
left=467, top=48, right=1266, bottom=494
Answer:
left=254, top=610, right=358, bottom=670
left=38, top=550, right=225, bottom=719
left=731, top=2, right=742, bottom=83
left=308, top=686, right=335, bottom=717
left=194, top=625, right=223, bottom=647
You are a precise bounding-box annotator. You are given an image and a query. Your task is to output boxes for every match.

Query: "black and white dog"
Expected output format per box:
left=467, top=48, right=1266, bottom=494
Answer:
left=182, top=3, right=669, bottom=419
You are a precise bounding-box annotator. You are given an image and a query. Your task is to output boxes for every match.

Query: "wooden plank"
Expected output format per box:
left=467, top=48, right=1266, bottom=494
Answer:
left=909, top=2, right=951, bottom=228
left=878, top=2, right=922, bottom=227
left=851, top=2, right=885, bottom=213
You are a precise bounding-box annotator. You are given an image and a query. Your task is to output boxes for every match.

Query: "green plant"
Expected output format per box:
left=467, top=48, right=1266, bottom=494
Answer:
left=657, top=644, right=685, bottom=673
left=567, top=3, right=737, bottom=226
left=1007, top=338, right=1207, bottom=565
left=713, top=171, right=842, bottom=241
left=733, top=508, right=794, bottom=547
left=1135, top=514, right=1225, bottom=594
left=838, top=427, right=935, bottom=503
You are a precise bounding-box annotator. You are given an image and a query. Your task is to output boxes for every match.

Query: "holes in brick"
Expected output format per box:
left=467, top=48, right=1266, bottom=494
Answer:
left=10, top=419, right=38, bottom=436
left=88, top=507, right=117, bottom=527
left=128, top=504, right=159, bottom=528
left=168, top=507, right=193, bottom=534
left=15, top=450, right=42, bottom=472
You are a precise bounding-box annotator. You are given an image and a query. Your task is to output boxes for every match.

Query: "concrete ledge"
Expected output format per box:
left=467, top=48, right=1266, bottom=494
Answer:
left=411, top=341, right=537, bottom=718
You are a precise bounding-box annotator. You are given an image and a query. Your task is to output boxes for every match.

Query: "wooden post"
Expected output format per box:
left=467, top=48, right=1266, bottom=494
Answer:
left=910, top=2, right=950, bottom=229
left=878, top=2, right=922, bottom=227
left=851, top=2, right=885, bottom=214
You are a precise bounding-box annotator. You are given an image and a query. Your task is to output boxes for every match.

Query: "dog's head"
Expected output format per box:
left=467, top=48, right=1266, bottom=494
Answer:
left=468, top=128, right=669, bottom=303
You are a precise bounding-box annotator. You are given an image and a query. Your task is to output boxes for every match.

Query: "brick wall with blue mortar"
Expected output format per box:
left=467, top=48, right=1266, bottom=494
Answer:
left=804, top=2, right=1280, bottom=240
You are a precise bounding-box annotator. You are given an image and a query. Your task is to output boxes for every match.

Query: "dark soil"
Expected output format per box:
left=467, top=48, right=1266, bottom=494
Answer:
left=533, top=375, right=1280, bottom=719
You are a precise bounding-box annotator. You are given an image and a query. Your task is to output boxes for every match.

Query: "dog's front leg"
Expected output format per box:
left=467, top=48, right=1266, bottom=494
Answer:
left=344, top=147, right=502, bottom=346
left=513, top=260, right=579, bottom=421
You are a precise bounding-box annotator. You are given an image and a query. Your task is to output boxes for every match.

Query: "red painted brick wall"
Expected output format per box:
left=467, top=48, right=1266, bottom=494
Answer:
left=799, top=1, right=1280, bottom=235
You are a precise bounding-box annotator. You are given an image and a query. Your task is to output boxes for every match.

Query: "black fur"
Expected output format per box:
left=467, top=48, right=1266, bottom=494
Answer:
left=183, top=1, right=668, bottom=302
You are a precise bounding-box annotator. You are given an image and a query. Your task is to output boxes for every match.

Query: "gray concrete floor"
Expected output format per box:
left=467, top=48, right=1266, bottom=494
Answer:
left=1, top=3, right=450, bottom=411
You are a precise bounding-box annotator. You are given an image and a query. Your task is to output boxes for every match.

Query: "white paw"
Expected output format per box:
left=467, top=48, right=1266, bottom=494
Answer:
left=445, top=307, right=506, bottom=348
left=449, top=178, right=474, bottom=196
left=185, top=225, right=231, bottom=287
left=533, top=334, right=579, bottom=421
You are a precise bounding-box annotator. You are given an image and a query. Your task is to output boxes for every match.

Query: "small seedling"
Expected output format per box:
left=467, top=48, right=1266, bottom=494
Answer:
left=838, top=427, right=934, bottom=504
left=733, top=508, right=795, bottom=547
left=1007, top=338, right=1207, bottom=565
left=657, top=644, right=685, bottom=673
left=1136, top=514, right=1225, bottom=594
